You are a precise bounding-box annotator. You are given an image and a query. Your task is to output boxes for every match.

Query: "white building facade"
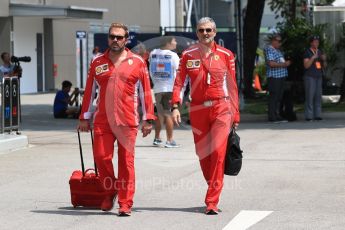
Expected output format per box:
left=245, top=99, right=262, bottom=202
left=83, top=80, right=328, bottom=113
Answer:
left=0, top=0, right=160, bottom=93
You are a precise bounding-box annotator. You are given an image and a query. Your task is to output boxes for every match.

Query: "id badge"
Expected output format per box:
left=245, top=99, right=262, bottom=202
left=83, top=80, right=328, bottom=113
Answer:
left=315, top=61, right=321, bottom=69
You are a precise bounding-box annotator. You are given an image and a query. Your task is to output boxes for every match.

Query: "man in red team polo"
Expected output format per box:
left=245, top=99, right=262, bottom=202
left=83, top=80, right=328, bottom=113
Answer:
left=171, top=17, right=240, bottom=215
left=78, top=23, right=155, bottom=216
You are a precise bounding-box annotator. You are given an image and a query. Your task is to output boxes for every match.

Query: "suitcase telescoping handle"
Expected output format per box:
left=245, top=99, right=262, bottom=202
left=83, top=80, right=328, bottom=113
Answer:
left=77, top=129, right=98, bottom=177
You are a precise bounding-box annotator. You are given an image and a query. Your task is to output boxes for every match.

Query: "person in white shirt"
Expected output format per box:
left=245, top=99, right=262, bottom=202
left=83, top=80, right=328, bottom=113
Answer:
left=149, top=36, right=180, bottom=148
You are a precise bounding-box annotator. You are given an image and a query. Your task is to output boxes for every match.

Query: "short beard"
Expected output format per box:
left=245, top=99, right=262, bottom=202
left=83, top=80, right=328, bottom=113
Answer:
left=110, top=46, right=125, bottom=54
left=200, top=36, right=214, bottom=45
left=206, top=35, right=215, bottom=43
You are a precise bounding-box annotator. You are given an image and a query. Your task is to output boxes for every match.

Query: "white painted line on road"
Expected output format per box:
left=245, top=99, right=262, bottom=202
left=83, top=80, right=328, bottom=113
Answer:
left=223, top=210, right=273, bottom=230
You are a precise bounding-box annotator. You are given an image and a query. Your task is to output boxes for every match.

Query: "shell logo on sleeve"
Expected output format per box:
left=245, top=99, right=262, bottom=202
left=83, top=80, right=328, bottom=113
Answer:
left=95, top=64, right=109, bottom=75
left=186, top=59, right=201, bottom=68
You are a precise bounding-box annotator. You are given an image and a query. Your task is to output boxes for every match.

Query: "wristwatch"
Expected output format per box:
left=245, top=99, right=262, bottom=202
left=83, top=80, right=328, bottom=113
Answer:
left=170, top=105, right=179, bottom=112
left=146, top=119, right=153, bottom=124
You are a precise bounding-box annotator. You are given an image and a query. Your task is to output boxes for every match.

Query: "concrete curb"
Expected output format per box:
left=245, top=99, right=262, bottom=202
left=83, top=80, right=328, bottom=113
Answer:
left=0, top=133, right=29, bottom=154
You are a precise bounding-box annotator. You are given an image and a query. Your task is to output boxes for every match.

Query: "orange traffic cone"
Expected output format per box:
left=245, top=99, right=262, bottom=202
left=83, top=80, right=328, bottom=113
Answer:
left=253, top=74, right=262, bottom=91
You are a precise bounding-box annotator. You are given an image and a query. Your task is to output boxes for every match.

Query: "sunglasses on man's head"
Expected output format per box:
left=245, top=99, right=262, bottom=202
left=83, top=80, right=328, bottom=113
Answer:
left=108, top=34, right=125, bottom=41
left=198, top=28, right=213, bottom=33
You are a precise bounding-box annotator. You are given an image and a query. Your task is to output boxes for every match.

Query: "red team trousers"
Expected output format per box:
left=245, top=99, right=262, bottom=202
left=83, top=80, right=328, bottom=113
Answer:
left=93, top=123, right=138, bottom=209
left=189, top=99, right=232, bottom=207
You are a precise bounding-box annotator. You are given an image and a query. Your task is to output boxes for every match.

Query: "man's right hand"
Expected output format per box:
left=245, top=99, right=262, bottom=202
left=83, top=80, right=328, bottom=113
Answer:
left=172, top=109, right=181, bottom=127
left=77, top=120, right=90, bottom=132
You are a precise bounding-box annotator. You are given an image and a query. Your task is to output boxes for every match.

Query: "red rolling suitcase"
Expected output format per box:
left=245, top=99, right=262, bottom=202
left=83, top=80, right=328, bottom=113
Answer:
left=69, top=130, right=116, bottom=208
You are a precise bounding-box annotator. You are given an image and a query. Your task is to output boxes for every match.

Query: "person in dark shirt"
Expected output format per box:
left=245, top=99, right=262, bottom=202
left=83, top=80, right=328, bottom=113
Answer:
left=53, top=80, right=80, bottom=118
left=303, top=35, right=327, bottom=121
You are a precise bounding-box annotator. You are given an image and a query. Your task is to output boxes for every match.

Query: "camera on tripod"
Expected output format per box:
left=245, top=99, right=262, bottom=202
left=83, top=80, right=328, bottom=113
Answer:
left=10, top=56, right=31, bottom=78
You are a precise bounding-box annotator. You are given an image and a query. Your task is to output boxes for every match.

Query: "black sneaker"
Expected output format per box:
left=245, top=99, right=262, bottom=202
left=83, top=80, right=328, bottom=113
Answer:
left=118, top=206, right=131, bottom=216
left=205, top=209, right=218, bottom=215
left=153, top=138, right=163, bottom=146
left=314, top=117, right=323, bottom=121
left=118, top=211, right=131, bottom=217
left=305, top=118, right=313, bottom=122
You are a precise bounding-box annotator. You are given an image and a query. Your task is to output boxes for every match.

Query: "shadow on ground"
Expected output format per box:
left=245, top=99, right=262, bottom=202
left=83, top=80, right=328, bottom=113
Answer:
left=31, top=206, right=206, bottom=216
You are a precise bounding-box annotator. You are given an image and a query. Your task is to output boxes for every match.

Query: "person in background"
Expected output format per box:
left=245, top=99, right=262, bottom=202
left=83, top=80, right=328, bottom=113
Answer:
left=92, top=46, right=102, bottom=60
left=53, top=80, right=80, bottom=118
left=303, top=35, right=327, bottom=121
left=149, top=36, right=180, bottom=148
left=0, top=52, right=15, bottom=77
left=264, top=34, right=291, bottom=123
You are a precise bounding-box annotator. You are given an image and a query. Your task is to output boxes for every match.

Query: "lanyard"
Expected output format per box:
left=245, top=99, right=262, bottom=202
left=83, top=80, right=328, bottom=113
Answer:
left=310, top=48, right=318, bottom=56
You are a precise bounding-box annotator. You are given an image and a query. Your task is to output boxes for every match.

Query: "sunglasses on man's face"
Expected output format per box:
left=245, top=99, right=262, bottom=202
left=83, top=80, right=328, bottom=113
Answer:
left=198, top=28, right=213, bottom=33
left=108, top=34, right=125, bottom=41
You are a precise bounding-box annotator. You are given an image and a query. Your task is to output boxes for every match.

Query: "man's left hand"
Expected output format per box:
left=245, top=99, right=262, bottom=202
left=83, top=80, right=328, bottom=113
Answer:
left=233, top=122, right=239, bottom=129
left=141, top=120, right=152, bottom=137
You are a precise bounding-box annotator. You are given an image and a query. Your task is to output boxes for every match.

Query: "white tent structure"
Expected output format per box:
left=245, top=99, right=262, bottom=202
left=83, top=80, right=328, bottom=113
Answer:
left=313, top=1, right=345, bottom=86
left=332, top=0, right=345, bottom=6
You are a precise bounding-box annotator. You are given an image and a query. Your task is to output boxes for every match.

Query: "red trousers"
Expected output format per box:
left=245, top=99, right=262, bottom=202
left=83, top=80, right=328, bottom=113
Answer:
left=189, top=100, right=232, bottom=207
left=93, top=123, right=138, bottom=209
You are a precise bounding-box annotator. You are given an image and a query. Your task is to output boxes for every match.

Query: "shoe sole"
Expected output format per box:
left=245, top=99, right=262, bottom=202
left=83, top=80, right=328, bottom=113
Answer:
left=205, top=210, right=218, bottom=215
left=164, top=145, right=180, bottom=148
left=118, top=211, right=131, bottom=217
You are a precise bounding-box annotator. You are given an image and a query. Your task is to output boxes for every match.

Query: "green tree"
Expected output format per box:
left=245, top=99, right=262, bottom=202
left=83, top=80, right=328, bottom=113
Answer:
left=268, top=0, right=298, bottom=20
left=275, top=18, right=336, bottom=102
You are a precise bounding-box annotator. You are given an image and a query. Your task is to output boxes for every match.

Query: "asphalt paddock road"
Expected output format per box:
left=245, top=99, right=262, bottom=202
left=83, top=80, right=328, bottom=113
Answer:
left=0, top=93, right=344, bottom=230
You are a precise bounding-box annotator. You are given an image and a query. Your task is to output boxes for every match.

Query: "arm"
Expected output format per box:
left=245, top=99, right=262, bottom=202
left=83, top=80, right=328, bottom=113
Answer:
left=171, top=54, right=188, bottom=126
left=265, top=47, right=291, bottom=68
left=171, top=54, right=188, bottom=106
left=267, top=60, right=291, bottom=68
left=227, top=52, right=240, bottom=125
left=321, top=50, right=327, bottom=68
left=78, top=63, right=96, bottom=131
left=138, top=62, right=156, bottom=137
left=304, top=54, right=318, bottom=69
left=67, top=88, right=79, bottom=106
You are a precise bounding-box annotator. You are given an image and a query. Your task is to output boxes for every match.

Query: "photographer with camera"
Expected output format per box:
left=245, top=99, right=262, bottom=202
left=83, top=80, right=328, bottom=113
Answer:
left=53, top=80, right=80, bottom=119
left=0, top=52, right=30, bottom=78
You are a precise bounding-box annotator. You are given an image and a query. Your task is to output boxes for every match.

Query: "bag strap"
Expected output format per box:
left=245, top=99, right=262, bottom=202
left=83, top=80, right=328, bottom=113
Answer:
left=77, top=130, right=98, bottom=177
left=90, top=130, right=98, bottom=176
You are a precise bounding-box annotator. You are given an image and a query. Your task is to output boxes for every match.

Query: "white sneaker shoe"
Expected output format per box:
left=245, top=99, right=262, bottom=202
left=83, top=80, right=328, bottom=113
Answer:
left=164, top=140, right=180, bottom=148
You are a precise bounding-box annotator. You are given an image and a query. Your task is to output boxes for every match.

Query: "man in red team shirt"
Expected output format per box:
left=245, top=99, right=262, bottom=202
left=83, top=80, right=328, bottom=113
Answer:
left=78, top=23, right=155, bottom=216
left=171, top=17, right=240, bottom=215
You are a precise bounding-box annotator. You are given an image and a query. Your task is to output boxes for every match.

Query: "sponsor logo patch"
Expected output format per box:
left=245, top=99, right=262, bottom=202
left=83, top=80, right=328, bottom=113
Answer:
left=95, top=64, right=109, bottom=75
left=187, top=60, right=194, bottom=68
left=186, top=59, right=201, bottom=68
